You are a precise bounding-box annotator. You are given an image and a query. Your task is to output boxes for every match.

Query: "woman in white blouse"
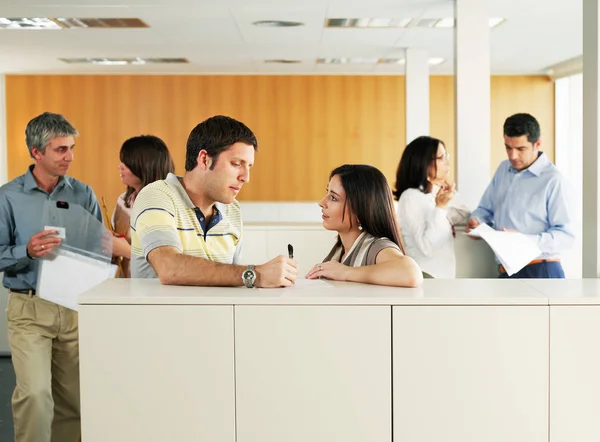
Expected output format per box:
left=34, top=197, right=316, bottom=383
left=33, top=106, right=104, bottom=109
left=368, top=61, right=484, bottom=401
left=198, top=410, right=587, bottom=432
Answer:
left=394, top=136, right=457, bottom=278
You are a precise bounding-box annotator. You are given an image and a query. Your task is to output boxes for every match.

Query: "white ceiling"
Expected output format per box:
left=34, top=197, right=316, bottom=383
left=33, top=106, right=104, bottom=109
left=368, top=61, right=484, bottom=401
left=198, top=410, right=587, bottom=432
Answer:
left=0, top=0, right=583, bottom=75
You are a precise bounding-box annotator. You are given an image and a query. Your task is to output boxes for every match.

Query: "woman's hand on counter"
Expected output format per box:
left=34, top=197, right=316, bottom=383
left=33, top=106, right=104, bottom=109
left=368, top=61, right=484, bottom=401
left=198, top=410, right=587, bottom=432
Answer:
left=305, top=261, right=350, bottom=281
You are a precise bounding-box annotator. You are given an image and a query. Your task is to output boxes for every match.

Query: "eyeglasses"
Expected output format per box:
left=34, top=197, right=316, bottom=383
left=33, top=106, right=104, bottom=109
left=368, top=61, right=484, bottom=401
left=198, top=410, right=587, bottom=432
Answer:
left=435, top=153, right=451, bottom=162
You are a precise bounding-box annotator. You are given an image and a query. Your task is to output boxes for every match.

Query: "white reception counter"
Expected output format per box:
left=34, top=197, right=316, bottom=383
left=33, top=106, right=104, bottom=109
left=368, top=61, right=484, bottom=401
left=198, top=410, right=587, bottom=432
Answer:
left=78, top=278, right=600, bottom=442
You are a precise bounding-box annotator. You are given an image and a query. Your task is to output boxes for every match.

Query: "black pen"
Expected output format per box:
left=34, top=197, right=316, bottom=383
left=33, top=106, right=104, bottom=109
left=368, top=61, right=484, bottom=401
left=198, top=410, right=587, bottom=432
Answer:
left=288, top=244, right=294, bottom=259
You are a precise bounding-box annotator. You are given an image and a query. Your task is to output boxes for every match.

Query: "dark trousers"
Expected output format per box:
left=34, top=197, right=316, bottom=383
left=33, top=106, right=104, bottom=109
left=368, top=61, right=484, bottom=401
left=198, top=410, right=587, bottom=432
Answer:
left=499, top=261, right=565, bottom=279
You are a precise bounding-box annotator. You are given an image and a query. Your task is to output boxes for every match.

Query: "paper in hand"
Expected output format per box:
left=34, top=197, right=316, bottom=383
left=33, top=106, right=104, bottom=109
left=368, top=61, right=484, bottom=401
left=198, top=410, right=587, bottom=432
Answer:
left=469, top=224, right=542, bottom=276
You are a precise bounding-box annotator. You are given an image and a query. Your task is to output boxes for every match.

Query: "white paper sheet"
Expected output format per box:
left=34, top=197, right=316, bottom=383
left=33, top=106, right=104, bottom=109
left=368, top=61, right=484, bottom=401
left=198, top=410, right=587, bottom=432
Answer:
left=291, top=278, right=333, bottom=289
left=468, top=224, right=542, bottom=276
left=37, top=248, right=117, bottom=311
left=257, top=278, right=333, bottom=291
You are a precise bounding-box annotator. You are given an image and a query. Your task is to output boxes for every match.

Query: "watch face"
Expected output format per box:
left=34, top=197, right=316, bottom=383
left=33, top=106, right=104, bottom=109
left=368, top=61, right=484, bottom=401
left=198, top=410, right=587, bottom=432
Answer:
left=243, top=270, right=254, bottom=279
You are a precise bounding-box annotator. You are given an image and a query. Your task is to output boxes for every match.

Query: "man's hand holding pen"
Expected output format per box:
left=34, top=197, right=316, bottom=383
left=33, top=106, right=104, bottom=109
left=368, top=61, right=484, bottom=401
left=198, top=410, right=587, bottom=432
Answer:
left=254, top=250, right=298, bottom=288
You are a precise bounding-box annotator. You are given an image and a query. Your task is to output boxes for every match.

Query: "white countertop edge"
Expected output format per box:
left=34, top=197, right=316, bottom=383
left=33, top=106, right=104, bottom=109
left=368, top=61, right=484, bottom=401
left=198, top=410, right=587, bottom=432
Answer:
left=547, top=300, right=600, bottom=305
left=78, top=296, right=549, bottom=306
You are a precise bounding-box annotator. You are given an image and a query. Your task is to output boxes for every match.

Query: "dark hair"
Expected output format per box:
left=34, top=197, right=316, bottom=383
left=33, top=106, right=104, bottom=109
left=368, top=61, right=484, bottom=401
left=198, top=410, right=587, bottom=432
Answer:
left=185, top=115, right=258, bottom=172
left=503, top=113, right=541, bottom=144
left=330, top=164, right=402, bottom=251
left=120, top=135, right=175, bottom=208
left=393, top=136, right=444, bottom=200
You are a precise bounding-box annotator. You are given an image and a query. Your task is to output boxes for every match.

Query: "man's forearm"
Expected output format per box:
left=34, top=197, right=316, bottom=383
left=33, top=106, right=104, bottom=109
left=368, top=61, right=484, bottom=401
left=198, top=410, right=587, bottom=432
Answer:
left=347, top=257, right=423, bottom=288
left=150, top=248, right=246, bottom=286
left=527, top=228, right=575, bottom=255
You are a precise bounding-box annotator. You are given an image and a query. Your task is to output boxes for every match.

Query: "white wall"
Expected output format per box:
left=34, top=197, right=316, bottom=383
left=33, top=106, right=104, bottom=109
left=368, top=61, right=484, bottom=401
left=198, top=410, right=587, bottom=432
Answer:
left=555, top=74, right=583, bottom=278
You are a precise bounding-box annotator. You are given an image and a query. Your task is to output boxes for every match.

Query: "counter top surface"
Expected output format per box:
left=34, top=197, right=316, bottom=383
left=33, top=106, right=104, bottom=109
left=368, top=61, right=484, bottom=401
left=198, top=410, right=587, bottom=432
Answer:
left=77, top=278, right=570, bottom=306
left=522, top=279, right=600, bottom=305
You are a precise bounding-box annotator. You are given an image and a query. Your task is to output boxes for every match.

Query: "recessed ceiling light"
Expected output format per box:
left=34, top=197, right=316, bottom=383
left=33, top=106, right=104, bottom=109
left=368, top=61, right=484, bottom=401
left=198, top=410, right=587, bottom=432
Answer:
left=264, top=59, right=302, bottom=64
left=60, top=57, right=189, bottom=65
left=317, top=57, right=379, bottom=64
left=0, top=17, right=148, bottom=29
left=144, top=58, right=188, bottom=64
left=377, top=58, right=443, bottom=65
left=378, top=58, right=406, bottom=65
left=92, top=59, right=128, bottom=66
left=0, top=18, right=61, bottom=29
left=253, top=20, right=304, bottom=27
left=431, top=17, right=505, bottom=28
left=319, top=57, right=444, bottom=66
left=428, top=57, right=445, bottom=66
left=326, top=18, right=412, bottom=28
left=55, top=18, right=148, bottom=28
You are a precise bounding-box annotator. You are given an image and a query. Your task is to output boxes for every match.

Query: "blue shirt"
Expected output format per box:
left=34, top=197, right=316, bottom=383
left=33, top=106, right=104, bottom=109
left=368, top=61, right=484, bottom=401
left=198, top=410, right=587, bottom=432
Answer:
left=470, top=152, right=574, bottom=260
left=0, top=166, right=102, bottom=290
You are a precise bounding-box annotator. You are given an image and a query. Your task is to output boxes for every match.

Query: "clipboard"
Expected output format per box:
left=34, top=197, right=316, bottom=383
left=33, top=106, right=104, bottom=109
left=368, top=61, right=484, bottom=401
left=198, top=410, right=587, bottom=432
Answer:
left=36, top=200, right=116, bottom=311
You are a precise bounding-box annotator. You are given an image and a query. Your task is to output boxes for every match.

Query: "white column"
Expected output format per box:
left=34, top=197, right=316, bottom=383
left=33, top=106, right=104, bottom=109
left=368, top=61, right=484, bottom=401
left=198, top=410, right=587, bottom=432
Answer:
left=405, top=49, right=430, bottom=144
left=454, top=0, right=491, bottom=209
left=0, top=75, right=7, bottom=185
left=554, top=74, right=583, bottom=278
left=582, top=0, right=600, bottom=277
left=555, top=76, right=583, bottom=278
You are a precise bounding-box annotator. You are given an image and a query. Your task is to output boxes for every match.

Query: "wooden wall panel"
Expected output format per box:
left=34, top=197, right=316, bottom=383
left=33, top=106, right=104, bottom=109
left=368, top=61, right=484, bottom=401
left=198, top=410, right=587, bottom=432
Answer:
left=5, top=75, right=552, bottom=205
left=429, top=76, right=456, bottom=180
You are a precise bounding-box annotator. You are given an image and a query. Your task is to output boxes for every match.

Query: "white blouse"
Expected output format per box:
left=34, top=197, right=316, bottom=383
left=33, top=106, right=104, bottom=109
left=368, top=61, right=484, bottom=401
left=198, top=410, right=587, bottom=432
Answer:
left=397, top=187, right=456, bottom=278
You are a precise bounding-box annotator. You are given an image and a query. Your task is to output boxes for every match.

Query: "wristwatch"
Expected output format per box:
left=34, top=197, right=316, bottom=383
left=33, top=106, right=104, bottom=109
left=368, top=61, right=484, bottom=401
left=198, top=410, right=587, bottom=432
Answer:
left=242, top=265, right=256, bottom=288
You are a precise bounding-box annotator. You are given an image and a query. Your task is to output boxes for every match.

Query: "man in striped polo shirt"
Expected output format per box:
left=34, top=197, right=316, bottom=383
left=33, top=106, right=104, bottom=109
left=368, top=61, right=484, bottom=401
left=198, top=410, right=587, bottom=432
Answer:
left=130, top=115, right=297, bottom=288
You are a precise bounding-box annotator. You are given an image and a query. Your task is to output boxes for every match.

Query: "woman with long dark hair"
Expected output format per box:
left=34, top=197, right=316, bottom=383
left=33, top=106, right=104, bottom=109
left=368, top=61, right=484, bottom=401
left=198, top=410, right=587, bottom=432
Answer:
left=111, top=135, right=175, bottom=276
left=306, top=164, right=422, bottom=287
left=394, top=136, right=456, bottom=278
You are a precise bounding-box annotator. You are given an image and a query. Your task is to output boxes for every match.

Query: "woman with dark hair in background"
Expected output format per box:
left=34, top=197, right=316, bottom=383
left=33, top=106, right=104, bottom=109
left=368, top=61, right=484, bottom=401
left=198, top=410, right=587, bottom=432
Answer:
left=394, top=136, right=457, bottom=278
left=111, top=135, right=175, bottom=276
left=306, top=164, right=422, bottom=287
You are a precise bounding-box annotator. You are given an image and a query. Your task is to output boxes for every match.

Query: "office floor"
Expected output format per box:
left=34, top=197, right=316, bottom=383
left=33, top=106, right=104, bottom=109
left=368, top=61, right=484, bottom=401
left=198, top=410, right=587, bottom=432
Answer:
left=0, top=357, right=14, bottom=442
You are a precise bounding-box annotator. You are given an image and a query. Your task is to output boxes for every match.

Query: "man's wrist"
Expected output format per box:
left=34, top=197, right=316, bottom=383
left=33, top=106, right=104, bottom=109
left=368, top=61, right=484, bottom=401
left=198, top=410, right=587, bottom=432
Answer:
left=242, top=264, right=257, bottom=288
left=26, top=246, right=34, bottom=260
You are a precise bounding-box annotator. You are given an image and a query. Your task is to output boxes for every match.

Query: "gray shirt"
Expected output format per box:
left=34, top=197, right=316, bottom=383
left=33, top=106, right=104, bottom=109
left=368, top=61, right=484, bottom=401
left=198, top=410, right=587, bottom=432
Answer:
left=0, top=166, right=102, bottom=290
left=323, top=232, right=401, bottom=266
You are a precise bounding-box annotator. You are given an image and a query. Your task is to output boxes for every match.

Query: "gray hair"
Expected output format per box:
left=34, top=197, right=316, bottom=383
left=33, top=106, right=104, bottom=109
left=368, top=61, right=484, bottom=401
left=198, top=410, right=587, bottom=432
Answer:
left=25, top=112, right=78, bottom=158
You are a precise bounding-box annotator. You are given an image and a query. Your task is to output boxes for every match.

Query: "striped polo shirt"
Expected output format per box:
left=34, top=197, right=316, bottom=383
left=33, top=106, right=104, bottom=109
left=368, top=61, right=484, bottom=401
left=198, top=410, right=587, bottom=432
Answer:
left=130, top=173, right=243, bottom=278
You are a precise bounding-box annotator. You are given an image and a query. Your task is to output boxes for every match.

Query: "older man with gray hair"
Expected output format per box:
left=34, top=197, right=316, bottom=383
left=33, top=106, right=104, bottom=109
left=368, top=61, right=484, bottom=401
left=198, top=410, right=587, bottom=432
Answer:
left=0, top=112, right=101, bottom=442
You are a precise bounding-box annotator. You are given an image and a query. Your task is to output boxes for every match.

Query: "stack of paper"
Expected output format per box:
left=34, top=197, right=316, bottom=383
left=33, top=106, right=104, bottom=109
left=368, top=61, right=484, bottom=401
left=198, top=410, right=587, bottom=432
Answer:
left=467, top=224, right=542, bottom=276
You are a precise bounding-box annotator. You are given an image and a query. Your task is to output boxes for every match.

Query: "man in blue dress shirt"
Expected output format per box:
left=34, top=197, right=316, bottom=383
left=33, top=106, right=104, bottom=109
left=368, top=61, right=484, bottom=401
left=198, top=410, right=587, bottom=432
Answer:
left=466, top=113, right=574, bottom=278
left=0, top=112, right=101, bottom=442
